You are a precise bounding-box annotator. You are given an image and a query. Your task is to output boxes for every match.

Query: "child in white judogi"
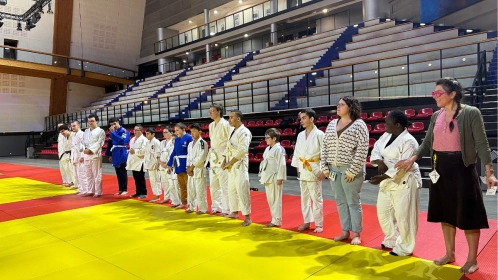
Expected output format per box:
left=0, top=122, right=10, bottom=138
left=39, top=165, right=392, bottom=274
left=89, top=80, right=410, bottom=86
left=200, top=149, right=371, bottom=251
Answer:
left=70, top=121, right=87, bottom=194
left=144, top=128, right=162, bottom=202
left=259, top=128, right=286, bottom=227
left=186, top=123, right=209, bottom=214
left=166, top=135, right=181, bottom=207
left=158, top=127, right=177, bottom=204
left=82, top=115, right=105, bottom=197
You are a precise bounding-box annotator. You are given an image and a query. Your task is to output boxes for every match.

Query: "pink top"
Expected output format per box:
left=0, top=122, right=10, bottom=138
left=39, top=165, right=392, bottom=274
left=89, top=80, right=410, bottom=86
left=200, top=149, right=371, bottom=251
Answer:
left=432, top=108, right=461, bottom=152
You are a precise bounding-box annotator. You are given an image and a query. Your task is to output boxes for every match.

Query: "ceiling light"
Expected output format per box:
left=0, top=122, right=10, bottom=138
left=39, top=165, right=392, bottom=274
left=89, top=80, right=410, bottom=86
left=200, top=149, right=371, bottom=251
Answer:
left=386, top=19, right=391, bottom=21
left=214, top=43, right=218, bottom=46
left=183, top=60, right=186, bottom=63
left=244, top=34, right=248, bottom=37
left=210, top=32, right=215, bottom=35
left=466, top=29, right=473, bottom=33
left=462, top=58, right=466, bottom=61
left=312, top=72, right=317, bottom=75
left=214, top=10, right=218, bottom=14
left=225, top=46, right=228, bottom=49
left=402, top=66, right=405, bottom=69
left=353, top=24, right=358, bottom=27
left=374, top=70, right=378, bottom=74
left=54, top=61, right=57, bottom=64
left=428, top=63, right=432, bottom=66
left=239, top=0, right=242, bottom=3
left=420, top=23, right=426, bottom=26
left=349, top=74, right=352, bottom=78
left=323, top=8, right=328, bottom=13
left=189, top=20, right=192, bottom=23
left=186, top=51, right=189, bottom=54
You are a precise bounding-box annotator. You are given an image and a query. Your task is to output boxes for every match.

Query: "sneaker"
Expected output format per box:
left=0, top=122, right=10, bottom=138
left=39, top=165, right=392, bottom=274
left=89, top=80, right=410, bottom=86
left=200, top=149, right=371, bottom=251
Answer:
left=138, top=195, right=147, bottom=199
left=114, top=191, right=122, bottom=196
left=130, top=194, right=139, bottom=198
left=120, top=191, right=128, bottom=196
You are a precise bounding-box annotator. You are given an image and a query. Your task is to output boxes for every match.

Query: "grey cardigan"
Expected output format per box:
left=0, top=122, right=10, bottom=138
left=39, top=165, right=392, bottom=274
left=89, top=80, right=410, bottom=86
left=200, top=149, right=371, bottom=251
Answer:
left=415, top=105, right=492, bottom=166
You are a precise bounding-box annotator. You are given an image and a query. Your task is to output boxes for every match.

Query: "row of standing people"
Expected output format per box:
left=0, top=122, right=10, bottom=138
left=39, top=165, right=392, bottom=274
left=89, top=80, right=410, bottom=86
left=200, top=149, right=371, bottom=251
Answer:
left=57, top=77, right=496, bottom=275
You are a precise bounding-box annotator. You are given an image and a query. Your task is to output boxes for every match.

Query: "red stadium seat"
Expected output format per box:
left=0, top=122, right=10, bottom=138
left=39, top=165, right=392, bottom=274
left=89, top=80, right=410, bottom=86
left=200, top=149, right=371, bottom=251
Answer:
left=255, top=140, right=267, bottom=149
left=366, top=124, right=372, bottom=132
left=253, top=153, right=263, bottom=163
left=290, top=118, right=300, bottom=126
left=368, top=138, right=376, bottom=149
left=281, top=140, right=291, bottom=148
left=360, top=113, right=368, bottom=120
left=263, top=120, right=274, bottom=127
left=248, top=153, right=257, bottom=163
left=246, top=121, right=256, bottom=128
left=201, top=132, right=207, bottom=138
left=255, top=120, right=264, bottom=127
left=242, top=121, right=248, bottom=126
left=274, top=119, right=282, bottom=126
left=417, top=108, right=433, bottom=118
left=319, top=126, right=327, bottom=132
left=371, top=123, right=386, bottom=134
left=382, top=110, right=392, bottom=120
left=330, top=115, right=338, bottom=121
left=286, top=154, right=293, bottom=165
left=367, top=111, right=383, bottom=121
left=281, top=128, right=293, bottom=136
left=404, top=109, right=416, bottom=119
left=316, top=116, right=328, bottom=124
left=366, top=156, right=374, bottom=168
left=407, top=122, right=425, bottom=133
left=201, top=123, right=209, bottom=130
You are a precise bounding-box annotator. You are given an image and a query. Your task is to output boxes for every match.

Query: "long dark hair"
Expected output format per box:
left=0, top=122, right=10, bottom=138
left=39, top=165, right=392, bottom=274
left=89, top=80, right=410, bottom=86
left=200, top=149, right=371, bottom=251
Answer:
left=339, top=96, right=362, bottom=121
left=436, top=77, right=463, bottom=132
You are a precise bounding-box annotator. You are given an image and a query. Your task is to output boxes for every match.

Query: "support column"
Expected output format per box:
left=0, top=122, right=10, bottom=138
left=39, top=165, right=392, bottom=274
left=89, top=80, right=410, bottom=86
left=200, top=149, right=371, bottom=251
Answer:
left=270, top=23, right=277, bottom=45
left=204, top=9, right=211, bottom=63
left=50, top=0, right=73, bottom=116
left=270, top=0, right=278, bottom=14
left=362, top=0, right=390, bottom=22
left=157, top=28, right=167, bottom=74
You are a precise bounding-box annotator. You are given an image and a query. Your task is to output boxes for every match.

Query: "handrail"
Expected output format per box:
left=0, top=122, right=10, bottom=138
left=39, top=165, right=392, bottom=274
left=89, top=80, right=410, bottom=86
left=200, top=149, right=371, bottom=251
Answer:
left=52, top=37, right=498, bottom=119
left=0, top=44, right=138, bottom=73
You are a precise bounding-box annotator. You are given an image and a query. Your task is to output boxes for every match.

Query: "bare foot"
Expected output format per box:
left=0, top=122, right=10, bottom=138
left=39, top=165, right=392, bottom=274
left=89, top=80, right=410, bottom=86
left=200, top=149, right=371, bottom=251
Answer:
left=242, top=218, right=252, bottom=226
left=267, top=223, right=280, bottom=227
left=185, top=209, right=194, bottom=213
left=334, top=231, right=350, bottom=241
left=434, top=254, right=456, bottom=266
left=298, top=223, right=310, bottom=231
left=226, top=213, right=238, bottom=219
left=460, top=261, right=479, bottom=274
left=158, top=199, right=170, bottom=204
left=313, top=227, right=323, bottom=233
left=175, top=204, right=185, bottom=209
left=351, top=235, right=361, bottom=245
left=196, top=211, right=205, bottom=215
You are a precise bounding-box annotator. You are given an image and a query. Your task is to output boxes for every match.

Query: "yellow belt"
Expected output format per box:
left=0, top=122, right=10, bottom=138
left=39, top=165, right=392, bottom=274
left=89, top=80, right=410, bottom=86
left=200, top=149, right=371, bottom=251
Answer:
left=299, top=157, right=320, bottom=172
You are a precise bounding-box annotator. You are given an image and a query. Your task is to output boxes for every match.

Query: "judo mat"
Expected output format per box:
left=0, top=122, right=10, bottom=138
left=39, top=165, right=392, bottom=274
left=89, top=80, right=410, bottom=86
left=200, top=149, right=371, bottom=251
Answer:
left=0, top=162, right=496, bottom=280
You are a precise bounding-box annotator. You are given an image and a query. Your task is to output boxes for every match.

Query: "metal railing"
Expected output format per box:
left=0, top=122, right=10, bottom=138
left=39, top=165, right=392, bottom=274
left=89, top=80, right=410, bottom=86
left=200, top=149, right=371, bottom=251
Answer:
left=0, top=45, right=137, bottom=79
left=46, top=38, right=498, bottom=130
left=154, top=0, right=319, bottom=54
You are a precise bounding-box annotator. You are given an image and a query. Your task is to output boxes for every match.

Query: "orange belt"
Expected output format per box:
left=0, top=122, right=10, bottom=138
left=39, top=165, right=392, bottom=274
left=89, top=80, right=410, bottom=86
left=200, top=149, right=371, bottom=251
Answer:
left=299, top=157, right=320, bottom=171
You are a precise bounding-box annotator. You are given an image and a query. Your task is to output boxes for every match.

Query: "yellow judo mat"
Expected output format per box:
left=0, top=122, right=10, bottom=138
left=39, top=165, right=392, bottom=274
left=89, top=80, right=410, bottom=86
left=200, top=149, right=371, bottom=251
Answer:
left=0, top=177, right=75, bottom=204
left=0, top=200, right=461, bottom=280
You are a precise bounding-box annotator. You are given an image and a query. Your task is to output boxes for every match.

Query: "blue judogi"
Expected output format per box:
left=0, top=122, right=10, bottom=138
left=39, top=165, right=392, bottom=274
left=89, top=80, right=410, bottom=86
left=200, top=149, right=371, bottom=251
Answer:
left=167, top=133, right=193, bottom=174
left=106, top=127, right=130, bottom=192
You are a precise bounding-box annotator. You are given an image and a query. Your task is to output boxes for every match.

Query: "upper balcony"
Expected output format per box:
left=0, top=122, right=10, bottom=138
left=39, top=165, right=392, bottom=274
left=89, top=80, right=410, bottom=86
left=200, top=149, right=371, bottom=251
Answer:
left=154, top=0, right=317, bottom=55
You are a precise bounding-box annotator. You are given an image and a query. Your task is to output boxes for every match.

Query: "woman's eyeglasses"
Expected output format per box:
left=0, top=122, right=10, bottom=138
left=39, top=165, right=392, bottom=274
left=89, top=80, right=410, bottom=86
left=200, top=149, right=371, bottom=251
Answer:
left=431, top=90, right=447, bottom=99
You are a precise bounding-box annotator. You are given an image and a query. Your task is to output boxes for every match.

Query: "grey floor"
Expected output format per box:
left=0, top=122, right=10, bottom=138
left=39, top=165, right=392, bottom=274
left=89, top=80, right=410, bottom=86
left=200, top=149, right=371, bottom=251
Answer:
left=1, top=156, right=497, bottom=220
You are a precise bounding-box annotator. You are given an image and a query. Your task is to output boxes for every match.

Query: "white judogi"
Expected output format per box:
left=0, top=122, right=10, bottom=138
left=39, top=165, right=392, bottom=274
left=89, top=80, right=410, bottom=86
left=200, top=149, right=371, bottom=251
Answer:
left=58, top=133, right=73, bottom=185
left=186, top=137, right=209, bottom=212
left=208, top=118, right=230, bottom=213
left=225, top=124, right=252, bottom=215
left=144, top=137, right=162, bottom=196
left=371, top=129, right=422, bottom=256
left=291, top=126, right=325, bottom=228
left=159, top=139, right=179, bottom=203
left=259, top=143, right=286, bottom=226
left=71, top=130, right=87, bottom=194
left=126, top=135, right=147, bottom=171
left=83, top=127, right=105, bottom=195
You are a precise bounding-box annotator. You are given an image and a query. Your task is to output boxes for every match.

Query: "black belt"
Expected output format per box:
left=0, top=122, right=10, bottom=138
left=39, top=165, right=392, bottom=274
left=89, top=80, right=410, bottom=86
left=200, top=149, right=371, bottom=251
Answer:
left=434, top=151, right=461, bottom=155
left=59, top=151, right=71, bottom=160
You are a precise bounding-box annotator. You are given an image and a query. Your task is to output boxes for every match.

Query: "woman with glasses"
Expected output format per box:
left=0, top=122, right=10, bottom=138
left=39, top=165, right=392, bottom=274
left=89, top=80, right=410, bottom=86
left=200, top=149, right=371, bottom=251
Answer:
left=321, top=96, right=369, bottom=245
left=396, top=78, right=497, bottom=274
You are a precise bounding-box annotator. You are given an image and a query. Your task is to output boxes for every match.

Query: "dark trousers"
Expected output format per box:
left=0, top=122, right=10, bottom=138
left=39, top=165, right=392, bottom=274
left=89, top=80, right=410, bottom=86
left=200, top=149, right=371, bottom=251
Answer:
left=114, top=162, right=128, bottom=192
left=132, top=165, right=147, bottom=195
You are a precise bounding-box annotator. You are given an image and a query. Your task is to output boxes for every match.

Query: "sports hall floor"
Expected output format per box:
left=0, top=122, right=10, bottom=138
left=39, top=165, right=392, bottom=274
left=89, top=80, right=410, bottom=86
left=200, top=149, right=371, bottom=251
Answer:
left=0, top=157, right=496, bottom=280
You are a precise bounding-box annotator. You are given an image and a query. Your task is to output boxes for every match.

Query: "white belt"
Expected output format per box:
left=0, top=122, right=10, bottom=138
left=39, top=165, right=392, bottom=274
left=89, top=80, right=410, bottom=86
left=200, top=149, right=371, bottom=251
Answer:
left=174, top=155, right=187, bottom=167
left=110, top=145, right=127, bottom=152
